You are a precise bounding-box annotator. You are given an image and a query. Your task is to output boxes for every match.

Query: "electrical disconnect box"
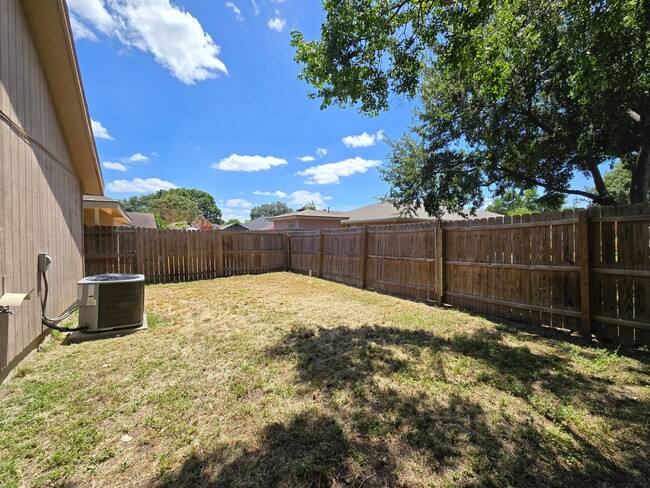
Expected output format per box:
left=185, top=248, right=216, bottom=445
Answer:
left=38, top=253, right=52, bottom=273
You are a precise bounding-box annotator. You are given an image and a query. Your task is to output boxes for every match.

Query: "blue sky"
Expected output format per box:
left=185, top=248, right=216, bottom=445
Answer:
left=68, top=0, right=415, bottom=222
left=68, top=0, right=593, bottom=222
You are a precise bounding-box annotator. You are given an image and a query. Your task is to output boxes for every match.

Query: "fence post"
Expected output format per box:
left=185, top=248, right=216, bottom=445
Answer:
left=317, top=229, right=324, bottom=278
left=577, top=210, right=592, bottom=339
left=284, top=233, right=291, bottom=272
left=360, top=225, right=368, bottom=289
left=216, top=230, right=224, bottom=278
left=135, top=227, right=143, bottom=275
left=435, top=220, right=445, bottom=305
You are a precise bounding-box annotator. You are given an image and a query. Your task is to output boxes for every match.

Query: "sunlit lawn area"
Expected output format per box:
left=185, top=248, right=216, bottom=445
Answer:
left=1, top=272, right=649, bottom=487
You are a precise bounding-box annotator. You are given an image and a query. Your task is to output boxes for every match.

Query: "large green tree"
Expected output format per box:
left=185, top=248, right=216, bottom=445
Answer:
left=121, top=194, right=157, bottom=213
left=167, top=188, right=222, bottom=223
left=293, top=0, right=650, bottom=214
left=149, top=193, right=202, bottom=227
left=121, top=188, right=223, bottom=225
left=250, top=201, right=293, bottom=220
left=486, top=188, right=564, bottom=215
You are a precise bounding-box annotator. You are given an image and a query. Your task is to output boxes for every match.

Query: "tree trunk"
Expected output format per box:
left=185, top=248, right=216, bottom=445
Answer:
left=587, top=159, right=613, bottom=204
left=630, top=144, right=650, bottom=204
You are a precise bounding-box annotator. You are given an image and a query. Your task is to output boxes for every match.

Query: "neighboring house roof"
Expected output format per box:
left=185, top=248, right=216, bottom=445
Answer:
left=83, top=195, right=131, bottom=225
left=220, top=223, right=249, bottom=232
left=244, top=216, right=274, bottom=231
left=268, top=209, right=350, bottom=222
left=22, top=0, right=103, bottom=195
left=125, top=212, right=157, bottom=229
left=344, top=201, right=502, bottom=226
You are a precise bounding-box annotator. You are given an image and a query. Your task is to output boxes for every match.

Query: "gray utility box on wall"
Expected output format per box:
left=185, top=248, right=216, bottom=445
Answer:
left=77, top=274, right=145, bottom=331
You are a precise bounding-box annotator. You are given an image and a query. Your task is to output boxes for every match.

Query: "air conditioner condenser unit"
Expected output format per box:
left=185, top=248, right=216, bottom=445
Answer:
left=77, top=274, right=145, bottom=331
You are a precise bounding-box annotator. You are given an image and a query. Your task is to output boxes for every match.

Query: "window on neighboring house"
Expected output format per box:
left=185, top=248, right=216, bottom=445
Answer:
left=288, top=223, right=295, bottom=229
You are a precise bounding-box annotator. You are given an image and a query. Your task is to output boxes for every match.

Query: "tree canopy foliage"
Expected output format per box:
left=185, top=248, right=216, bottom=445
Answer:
left=486, top=188, right=564, bottom=216
left=293, top=0, right=650, bottom=214
left=249, top=201, right=293, bottom=220
left=298, top=201, right=317, bottom=211
left=121, top=188, right=222, bottom=227
left=150, top=193, right=202, bottom=226
left=587, top=161, right=633, bottom=205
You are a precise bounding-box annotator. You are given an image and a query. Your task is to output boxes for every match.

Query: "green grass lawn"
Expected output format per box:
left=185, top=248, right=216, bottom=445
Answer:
left=1, top=272, right=649, bottom=487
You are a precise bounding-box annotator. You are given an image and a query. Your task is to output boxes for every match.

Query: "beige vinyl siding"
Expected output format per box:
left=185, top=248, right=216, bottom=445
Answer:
left=0, top=0, right=83, bottom=379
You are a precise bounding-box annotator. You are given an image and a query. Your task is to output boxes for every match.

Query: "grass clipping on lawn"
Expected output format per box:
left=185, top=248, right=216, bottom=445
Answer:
left=1, top=272, right=649, bottom=487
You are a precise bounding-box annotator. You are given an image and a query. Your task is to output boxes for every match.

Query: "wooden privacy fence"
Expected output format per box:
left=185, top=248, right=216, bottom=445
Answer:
left=84, top=227, right=287, bottom=283
left=288, top=224, right=438, bottom=301
left=287, top=205, right=650, bottom=347
left=84, top=204, right=650, bottom=346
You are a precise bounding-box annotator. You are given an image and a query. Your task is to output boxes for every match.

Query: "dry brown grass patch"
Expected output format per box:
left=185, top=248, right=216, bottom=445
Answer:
left=1, top=272, right=648, bottom=487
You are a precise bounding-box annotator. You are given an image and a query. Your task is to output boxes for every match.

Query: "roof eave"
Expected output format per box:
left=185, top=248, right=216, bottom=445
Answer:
left=344, top=217, right=434, bottom=225
left=269, top=215, right=350, bottom=221
left=22, top=0, right=104, bottom=195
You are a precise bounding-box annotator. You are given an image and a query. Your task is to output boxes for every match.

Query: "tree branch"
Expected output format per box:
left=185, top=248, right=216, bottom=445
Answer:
left=495, top=165, right=608, bottom=203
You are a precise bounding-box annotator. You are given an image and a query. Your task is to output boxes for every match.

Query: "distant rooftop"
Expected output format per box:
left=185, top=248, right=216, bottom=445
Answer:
left=268, top=209, right=350, bottom=221
left=124, top=212, right=156, bottom=229
left=344, top=201, right=501, bottom=226
left=245, top=216, right=274, bottom=231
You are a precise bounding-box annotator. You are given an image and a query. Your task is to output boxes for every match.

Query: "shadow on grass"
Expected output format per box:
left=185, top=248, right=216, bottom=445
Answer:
left=154, top=324, right=649, bottom=487
left=155, top=411, right=354, bottom=487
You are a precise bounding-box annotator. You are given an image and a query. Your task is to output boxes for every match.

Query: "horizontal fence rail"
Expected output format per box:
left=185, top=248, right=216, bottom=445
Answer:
left=84, top=204, right=650, bottom=347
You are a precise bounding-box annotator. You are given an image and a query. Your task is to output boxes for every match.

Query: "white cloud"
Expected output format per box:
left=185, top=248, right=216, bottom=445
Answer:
left=68, top=0, right=228, bottom=84
left=212, top=154, right=288, bottom=172
left=267, top=16, right=286, bottom=32
left=225, top=2, right=243, bottom=21
left=253, top=190, right=288, bottom=198
left=126, top=152, right=149, bottom=162
left=70, top=16, right=98, bottom=40
left=341, top=130, right=386, bottom=148
left=297, top=155, right=315, bottom=162
left=316, top=148, right=327, bottom=158
left=226, top=198, right=253, bottom=208
left=67, top=0, right=115, bottom=35
left=288, top=190, right=332, bottom=207
left=221, top=207, right=250, bottom=222
left=297, top=157, right=381, bottom=185
left=102, top=161, right=128, bottom=171
left=99, top=152, right=151, bottom=172
left=107, top=177, right=177, bottom=193
left=342, top=130, right=384, bottom=148
left=250, top=0, right=260, bottom=15
left=252, top=189, right=333, bottom=207
left=91, top=119, right=114, bottom=140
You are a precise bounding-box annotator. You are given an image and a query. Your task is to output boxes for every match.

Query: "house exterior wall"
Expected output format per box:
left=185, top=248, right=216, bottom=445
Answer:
left=273, top=218, right=343, bottom=230
left=0, top=0, right=83, bottom=381
left=83, top=209, right=116, bottom=226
